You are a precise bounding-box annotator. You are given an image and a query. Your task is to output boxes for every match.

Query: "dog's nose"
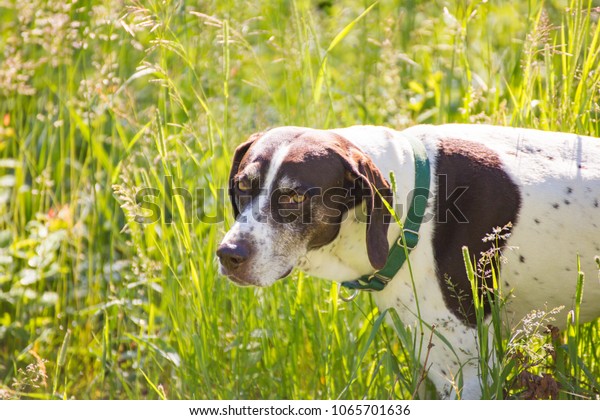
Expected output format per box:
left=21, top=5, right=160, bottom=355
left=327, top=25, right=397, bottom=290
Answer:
left=217, top=241, right=251, bottom=271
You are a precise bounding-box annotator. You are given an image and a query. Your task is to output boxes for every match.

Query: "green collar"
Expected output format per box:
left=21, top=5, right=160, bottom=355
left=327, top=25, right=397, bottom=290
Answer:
left=341, top=135, right=431, bottom=292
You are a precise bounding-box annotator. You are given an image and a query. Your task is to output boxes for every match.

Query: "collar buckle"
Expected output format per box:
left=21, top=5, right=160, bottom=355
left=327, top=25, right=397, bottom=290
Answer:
left=398, top=228, right=420, bottom=250
left=367, top=272, right=392, bottom=285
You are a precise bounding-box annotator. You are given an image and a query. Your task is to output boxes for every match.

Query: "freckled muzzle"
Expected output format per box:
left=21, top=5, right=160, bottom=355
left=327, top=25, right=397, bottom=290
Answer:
left=217, top=231, right=295, bottom=287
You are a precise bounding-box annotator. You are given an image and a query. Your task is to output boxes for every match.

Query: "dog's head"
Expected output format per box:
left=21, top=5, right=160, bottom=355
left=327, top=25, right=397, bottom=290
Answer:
left=217, top=127, right=392, bottom=286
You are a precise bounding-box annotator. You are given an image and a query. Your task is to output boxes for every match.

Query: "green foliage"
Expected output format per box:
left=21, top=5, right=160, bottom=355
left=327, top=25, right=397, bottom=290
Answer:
left=0, top=0, right=598, bottom=399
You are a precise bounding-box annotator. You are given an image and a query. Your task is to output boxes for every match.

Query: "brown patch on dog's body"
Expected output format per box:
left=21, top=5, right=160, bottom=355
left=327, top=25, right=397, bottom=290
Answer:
left=433, top=139, right=522, bottom=326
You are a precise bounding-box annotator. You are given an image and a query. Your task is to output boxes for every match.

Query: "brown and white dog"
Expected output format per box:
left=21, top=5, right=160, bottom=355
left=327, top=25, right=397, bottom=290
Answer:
left=217, top=124, right=600, bottom=399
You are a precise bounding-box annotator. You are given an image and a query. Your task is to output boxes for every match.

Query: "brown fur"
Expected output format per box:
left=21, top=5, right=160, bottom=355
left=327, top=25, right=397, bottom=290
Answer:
left=433, top=138, right=522, bottom=325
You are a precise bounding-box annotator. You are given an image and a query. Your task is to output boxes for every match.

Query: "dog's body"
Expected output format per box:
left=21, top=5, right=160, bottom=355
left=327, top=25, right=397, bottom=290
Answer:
left=218, top=124, right=600, bottom=399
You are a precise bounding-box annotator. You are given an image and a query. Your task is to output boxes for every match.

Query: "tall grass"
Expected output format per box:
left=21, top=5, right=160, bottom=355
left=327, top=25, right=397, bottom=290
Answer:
left=0, top=0, right=599, bottom=399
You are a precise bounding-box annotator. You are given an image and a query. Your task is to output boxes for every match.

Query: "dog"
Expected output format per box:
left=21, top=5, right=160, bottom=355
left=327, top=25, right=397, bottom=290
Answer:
left=217, top=124, right=600, bottom=399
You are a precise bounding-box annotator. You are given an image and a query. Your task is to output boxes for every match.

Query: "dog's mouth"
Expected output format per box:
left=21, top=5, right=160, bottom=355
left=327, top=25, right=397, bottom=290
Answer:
left=220, top=265, right=294, bottom=287
left=224, top=272, right=257, bottom=287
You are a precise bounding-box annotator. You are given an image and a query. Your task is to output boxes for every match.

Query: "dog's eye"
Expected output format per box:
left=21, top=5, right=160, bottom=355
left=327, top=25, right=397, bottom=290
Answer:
left=291, top=193, right=306, bottom=203
left=279, top=191, right=306, bottom=205
left=237, top=178, right=252, bottom=191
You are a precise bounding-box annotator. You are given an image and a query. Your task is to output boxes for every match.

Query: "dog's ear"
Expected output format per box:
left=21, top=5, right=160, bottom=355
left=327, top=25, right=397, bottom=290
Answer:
left=342, top=148, right=393, bottom=270
left=228, top=132, right=263, bottom=219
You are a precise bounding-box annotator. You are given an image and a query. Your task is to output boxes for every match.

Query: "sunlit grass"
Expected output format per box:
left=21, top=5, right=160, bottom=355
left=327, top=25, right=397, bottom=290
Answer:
left=0, top=0, right=598, bottom=400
